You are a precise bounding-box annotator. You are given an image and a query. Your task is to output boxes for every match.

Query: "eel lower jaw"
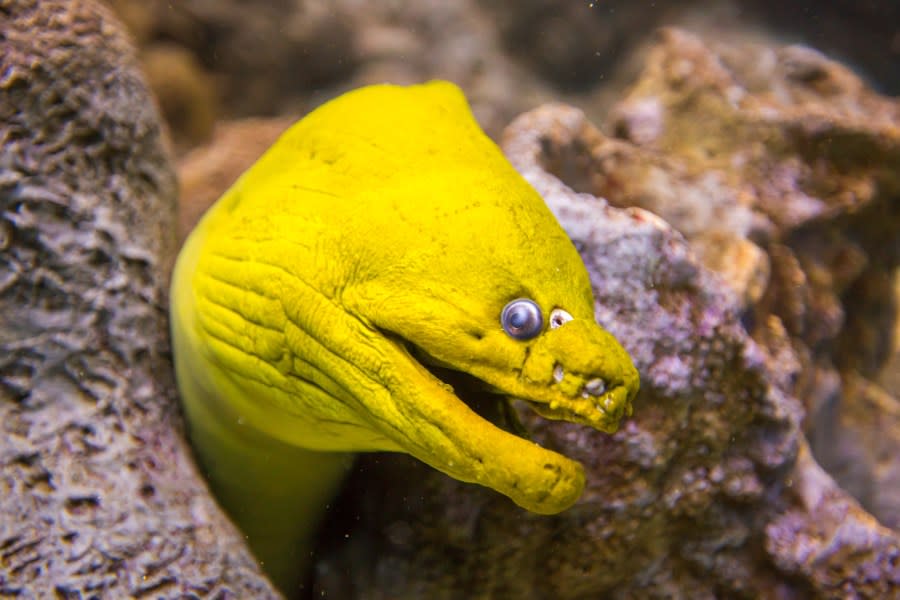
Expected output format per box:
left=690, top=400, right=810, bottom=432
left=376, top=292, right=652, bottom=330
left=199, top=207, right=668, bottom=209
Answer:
left=520, top=384, right=634, bottom=434
left=418, top=363, right=533, bottom=437
left=411, top=345, right=633, bottom=435
left=384, top=344, right=586, bottom=515
left=410, top=349, right=585, bottom=462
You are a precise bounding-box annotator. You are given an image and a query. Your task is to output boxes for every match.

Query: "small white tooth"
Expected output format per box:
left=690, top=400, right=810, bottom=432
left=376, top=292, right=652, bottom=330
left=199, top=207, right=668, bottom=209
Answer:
left=553, top=364, right=564, bottom=383
left=584, top=378, right=606, bottom=396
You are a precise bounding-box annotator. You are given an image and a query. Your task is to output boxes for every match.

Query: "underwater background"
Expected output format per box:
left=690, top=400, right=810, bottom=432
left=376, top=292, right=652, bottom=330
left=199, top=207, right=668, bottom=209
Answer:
left=2, top=0, right=899, bottom=598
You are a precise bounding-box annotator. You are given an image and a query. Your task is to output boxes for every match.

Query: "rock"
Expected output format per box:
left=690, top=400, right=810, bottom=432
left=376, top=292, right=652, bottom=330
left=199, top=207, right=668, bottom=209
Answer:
left=0, top=1, right=278, bottom=596
left=309, top=28, right=900, bottom=599
left=809, top=372, right=900, bottom=531
left=108, top=0, right=360, bottom=117
left=765, top=442, right=900, bottom=598
left=879, top=272, right=900, bottom=398
left=608, top=28, right=900, bottom=533
left=692, top=231, right=771, bottom=308
left=141, top=43, right=218, bottom=152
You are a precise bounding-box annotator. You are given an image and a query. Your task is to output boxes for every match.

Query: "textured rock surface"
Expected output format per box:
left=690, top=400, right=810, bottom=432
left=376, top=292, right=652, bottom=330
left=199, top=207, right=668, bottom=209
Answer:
left=307, top=29, right=900, bottom=599
left=0, top=1, right=278, bottom=597
left=606, top=27, right=900, bottom=534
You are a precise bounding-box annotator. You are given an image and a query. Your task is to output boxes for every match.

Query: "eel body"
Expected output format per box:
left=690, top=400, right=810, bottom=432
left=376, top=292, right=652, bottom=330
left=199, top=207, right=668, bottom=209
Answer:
left=170, top=81, right=639, bottom=593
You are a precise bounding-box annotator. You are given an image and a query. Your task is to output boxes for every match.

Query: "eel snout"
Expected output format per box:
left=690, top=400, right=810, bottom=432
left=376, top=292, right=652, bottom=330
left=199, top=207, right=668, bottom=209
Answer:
left=520, top=319, right=640, bottom=433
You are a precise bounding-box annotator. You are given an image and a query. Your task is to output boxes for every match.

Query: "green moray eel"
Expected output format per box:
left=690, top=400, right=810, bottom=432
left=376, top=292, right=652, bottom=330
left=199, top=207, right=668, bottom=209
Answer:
left=170, top=81, right=639, bottom=593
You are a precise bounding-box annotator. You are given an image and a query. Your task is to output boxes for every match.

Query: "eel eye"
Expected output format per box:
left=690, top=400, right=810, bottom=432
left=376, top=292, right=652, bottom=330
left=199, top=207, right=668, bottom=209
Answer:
left=549, top=308, right=573, bottom=329
left=501, top=298, right=543, bottom=340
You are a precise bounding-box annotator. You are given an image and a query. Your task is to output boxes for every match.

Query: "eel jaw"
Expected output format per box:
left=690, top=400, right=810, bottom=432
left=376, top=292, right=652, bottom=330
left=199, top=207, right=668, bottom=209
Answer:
left=388, top=317, right=638, bottom=514
left=519, top=382, right=634, bottom=433
left=335, top=288, right=638, bottom=515
left=375, top=338, right=587, bottom=515
left=454, top=317, right=640, bottom=435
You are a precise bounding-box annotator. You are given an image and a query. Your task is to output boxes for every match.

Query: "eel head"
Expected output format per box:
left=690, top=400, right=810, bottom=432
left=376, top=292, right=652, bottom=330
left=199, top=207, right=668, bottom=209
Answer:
left=341, top=236, right=640, bottom=515
left=182, top=81, right=640, bottom=516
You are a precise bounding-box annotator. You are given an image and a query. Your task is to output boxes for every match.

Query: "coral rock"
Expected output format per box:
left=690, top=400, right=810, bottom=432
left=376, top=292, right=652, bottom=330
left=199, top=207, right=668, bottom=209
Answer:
left=0, top=1, right=278, bottom=597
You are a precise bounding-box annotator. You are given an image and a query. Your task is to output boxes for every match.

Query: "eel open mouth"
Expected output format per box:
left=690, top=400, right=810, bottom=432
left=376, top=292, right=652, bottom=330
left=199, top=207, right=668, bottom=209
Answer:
left=344, top=318, right=638, bottom=515
left=403, top=313, right=639, bottom=438
left=421, top=362, right=534, bottom=439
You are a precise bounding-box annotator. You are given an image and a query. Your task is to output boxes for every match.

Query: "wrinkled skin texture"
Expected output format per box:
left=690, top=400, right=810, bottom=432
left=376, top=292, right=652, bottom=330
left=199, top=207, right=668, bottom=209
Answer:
left=170, top=81, right=638, bottom=592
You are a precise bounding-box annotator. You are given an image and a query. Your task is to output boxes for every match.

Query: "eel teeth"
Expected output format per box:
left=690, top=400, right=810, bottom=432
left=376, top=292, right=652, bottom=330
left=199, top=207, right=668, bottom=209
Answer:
left=583, top=378, right=606, bottom=397
left=553, top=364, right=565, bottom=383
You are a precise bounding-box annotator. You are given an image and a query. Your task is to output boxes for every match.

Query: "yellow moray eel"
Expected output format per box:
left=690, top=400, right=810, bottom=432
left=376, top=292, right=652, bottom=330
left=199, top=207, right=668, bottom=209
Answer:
left=170, top=81, right=639, bottom=593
